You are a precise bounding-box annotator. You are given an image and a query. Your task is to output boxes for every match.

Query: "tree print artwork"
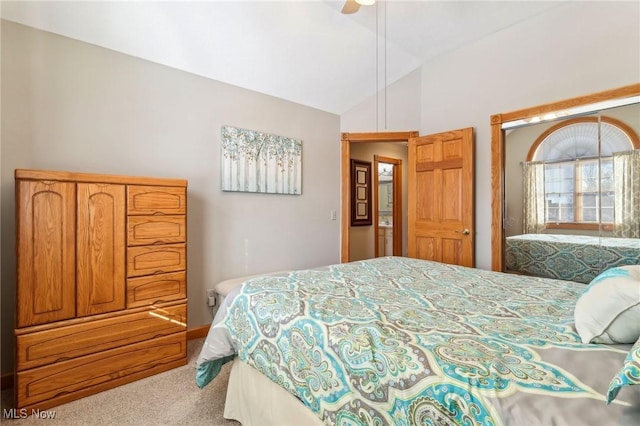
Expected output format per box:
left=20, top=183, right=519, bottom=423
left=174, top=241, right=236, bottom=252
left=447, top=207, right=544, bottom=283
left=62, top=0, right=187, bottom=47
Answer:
left=221, top=126, right=302, bottom=194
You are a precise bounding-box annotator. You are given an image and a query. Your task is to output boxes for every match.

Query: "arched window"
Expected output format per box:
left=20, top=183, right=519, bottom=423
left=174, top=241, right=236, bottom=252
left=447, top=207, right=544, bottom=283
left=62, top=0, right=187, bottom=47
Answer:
left=526, top=116, right=639, bottom=230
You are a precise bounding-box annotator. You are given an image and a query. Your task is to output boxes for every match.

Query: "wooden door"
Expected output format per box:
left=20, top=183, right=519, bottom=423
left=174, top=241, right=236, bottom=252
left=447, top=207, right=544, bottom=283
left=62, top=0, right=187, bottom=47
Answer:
left=77, top=183, right=126, bottom=317
left=408, top=128, right=475, bottom=266
left=17, top=180, right=76, bottom=327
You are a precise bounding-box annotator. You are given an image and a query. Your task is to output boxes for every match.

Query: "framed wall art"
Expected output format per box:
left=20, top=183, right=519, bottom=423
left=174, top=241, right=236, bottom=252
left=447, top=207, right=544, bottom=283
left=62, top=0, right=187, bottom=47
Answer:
left=221, top=125, right=302, bottom=195
left=350, top=159, right=372, bottom=226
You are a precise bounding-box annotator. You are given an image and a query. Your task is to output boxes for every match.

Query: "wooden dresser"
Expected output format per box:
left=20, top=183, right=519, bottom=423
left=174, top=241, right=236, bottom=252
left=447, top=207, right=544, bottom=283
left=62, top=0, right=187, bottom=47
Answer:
left=14, top=169, right=188, bottom=411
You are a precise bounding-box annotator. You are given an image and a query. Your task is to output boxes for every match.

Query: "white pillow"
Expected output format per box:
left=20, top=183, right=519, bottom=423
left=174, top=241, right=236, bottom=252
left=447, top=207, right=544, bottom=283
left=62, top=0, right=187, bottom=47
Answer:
left=574, top=265, right=640, bottom=344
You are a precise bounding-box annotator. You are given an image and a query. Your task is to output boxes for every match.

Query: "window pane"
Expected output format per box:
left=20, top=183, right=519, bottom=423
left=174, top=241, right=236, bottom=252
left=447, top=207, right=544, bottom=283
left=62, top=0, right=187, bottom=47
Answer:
left=545, top=164, right=574, bottom=193
left=601, top=159, right=614, bottom=192
left=545, top=163, right=574, bottom=222
left=601, top=208, right=614, bottom=223
left=570, top=159, right=615, bottom=223
left=578, top=160, right=600, bottom=193
left=560, top=206, right=574, bottom=222
left=542, top=159, right=614, bottom=225
left=580, top=194, right=598, bottom=222
left=601, top=191, right=614, bottom=223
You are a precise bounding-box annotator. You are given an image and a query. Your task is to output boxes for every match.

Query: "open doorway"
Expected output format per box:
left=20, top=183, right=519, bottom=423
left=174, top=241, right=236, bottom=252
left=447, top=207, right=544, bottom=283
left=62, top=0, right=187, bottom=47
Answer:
left=374, top=156, right=402, bottom=257
left=341, top=131, right=418, bottom=263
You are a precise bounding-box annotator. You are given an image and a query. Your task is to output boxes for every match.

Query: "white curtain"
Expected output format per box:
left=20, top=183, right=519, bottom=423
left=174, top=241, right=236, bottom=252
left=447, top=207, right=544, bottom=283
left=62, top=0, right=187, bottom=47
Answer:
left=613, top=150, right=640, bottom=238
left=523, top=161, right=546, bottom=234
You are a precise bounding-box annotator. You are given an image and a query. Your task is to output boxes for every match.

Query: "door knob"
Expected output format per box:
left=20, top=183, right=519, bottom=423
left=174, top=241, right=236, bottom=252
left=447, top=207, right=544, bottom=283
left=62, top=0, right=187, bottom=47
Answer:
left=458, top=228, right=471, bottom=235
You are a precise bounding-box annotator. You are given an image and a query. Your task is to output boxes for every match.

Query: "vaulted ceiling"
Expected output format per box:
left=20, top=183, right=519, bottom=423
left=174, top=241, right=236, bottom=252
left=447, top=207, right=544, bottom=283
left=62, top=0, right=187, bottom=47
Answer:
left=1, top=1, right=566, bottom=114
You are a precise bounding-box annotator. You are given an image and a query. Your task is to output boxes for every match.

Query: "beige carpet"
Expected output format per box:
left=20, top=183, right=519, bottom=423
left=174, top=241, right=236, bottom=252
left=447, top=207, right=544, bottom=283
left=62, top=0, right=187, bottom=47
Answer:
left=1, top=338, right=240, bottom=425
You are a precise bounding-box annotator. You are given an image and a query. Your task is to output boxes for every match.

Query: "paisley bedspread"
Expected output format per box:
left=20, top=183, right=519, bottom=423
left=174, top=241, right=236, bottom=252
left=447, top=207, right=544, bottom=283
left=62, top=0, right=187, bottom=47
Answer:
left=505, top=233, right=640, bottom=283
left=196, top=256, right=640, bottom=425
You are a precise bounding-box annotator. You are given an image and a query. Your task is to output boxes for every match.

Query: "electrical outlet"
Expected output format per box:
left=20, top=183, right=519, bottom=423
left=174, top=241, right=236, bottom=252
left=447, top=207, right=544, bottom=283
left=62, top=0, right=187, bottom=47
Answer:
left=206, top=289, right=217, bottom=307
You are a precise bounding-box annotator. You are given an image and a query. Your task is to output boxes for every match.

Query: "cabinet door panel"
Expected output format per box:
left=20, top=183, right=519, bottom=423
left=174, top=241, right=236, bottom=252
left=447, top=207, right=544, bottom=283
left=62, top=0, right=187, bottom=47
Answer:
left=77, top=183, right=126, bottom=317
left=17, top=180, right=76, bottom=327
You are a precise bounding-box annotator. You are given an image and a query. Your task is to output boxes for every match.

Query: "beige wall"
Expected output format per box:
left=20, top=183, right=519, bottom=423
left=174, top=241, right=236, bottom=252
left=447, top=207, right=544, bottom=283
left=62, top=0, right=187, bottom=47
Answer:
left=341, top=2, right=640, bottom=270
left=340, top=68, right=421, bottom=132
left=417, top=1, right=640, bottom=269
left=0, top=21, right=341, bottom=374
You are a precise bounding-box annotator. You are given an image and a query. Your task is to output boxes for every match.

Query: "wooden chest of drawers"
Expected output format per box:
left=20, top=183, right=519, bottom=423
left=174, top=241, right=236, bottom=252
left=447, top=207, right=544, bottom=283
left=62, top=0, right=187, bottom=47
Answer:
left=14, top=169, right=188, bottom=411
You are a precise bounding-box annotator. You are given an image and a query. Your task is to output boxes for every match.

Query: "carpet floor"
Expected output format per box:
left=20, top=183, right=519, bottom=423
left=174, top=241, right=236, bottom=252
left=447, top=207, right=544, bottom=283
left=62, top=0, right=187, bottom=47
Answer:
left=1, top=338, right=240, bottom=425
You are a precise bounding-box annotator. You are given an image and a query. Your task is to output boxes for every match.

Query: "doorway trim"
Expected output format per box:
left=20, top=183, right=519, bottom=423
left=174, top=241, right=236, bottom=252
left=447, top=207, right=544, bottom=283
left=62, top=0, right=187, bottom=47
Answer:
left=341, top=131, right=419, bottom=263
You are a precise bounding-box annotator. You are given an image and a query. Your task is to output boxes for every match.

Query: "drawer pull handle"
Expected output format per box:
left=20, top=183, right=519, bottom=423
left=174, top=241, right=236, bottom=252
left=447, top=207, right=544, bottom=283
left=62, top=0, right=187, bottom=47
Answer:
left=153, top=270, right=166, bottom=275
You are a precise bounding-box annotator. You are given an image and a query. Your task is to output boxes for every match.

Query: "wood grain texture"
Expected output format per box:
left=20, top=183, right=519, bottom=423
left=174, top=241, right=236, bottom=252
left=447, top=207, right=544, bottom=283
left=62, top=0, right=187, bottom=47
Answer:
left=127, top=215, right=186, bottom=246
left=16, top=180, right=76, bottom=328
left=76, top=183, right=126, bottom=317
left=342, top=131, right=419, bottom=142
left=408, top=128, right=474, bottom=267
left=16, top=304, right=186, bottom=370
left=15, top=169, right=187, bottom=187
left=340, top=139, right=351, bottom=262
left=127, top=243, right=186, bottom=277
left=16, top=333, right=186, bottom=409
left=127, top=186, right=186, bottom=215
left=127, top=272, right=187, bottom=308
left=491, top=119, right=504, bottom=272
left=15, top=169, right=188, bottom=411
left=186, top=324, right=211, bottom=340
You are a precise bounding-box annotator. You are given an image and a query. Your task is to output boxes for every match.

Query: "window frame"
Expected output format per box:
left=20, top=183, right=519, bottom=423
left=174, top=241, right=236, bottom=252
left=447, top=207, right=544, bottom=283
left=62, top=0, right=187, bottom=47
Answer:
left=526, top=116, right=639, bottom=231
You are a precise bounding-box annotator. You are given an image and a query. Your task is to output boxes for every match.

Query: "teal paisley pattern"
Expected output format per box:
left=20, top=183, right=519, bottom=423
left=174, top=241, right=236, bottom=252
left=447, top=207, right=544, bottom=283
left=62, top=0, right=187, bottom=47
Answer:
left=505, top=234, right=640, bottom=283
left=276, top=319, right=348, bottom=411
left=420, top=335, right=587, bottom=394
left=391, top=382, right=499, bottom=426
left=473, top=317, right=578, bottom=347
left=607, top=337, right=640, bottom=403
left=203, top=257, right=634, bottom=424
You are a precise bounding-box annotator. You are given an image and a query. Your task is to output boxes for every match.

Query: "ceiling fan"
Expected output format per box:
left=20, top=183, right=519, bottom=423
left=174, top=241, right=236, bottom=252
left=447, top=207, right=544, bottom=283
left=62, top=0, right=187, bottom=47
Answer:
left=341, top=0, right=375, bottom=15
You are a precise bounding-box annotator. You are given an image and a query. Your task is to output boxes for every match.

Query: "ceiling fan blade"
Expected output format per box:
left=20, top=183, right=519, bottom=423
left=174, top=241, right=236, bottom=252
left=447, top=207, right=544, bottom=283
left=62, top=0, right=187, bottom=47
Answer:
left=341, top=0, right=361, bottom=14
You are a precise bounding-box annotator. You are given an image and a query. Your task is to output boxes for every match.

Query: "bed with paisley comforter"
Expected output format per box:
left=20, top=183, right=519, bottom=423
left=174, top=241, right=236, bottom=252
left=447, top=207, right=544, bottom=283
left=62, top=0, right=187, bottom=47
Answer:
left=196, top=256, right=640, bottom=425
left=505, top=233, right=640, bottom=283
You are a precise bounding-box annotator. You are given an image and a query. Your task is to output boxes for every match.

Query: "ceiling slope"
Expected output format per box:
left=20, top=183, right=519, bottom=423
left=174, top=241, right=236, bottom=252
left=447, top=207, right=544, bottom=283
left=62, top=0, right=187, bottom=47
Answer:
left=1, top=1, right=565, bottom=114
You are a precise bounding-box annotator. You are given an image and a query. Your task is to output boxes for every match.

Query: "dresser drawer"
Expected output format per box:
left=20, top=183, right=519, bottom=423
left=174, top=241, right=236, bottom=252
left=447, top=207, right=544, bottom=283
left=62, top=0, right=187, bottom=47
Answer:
left=127, top=243, right=186, bottom=277
left=128, top=186, right=186, bottom=215
left=127, top=272, right=187, bottom=308
left=16, top=304, right=187, bottom=370
left=128, top=215, right=186, bottom=246
left=16, top=333, right=186, bottom=409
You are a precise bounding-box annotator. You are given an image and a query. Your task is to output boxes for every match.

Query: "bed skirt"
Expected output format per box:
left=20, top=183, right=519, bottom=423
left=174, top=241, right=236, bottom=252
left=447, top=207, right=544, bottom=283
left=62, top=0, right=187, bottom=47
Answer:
left=224, top=358, right=324, bottom=426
